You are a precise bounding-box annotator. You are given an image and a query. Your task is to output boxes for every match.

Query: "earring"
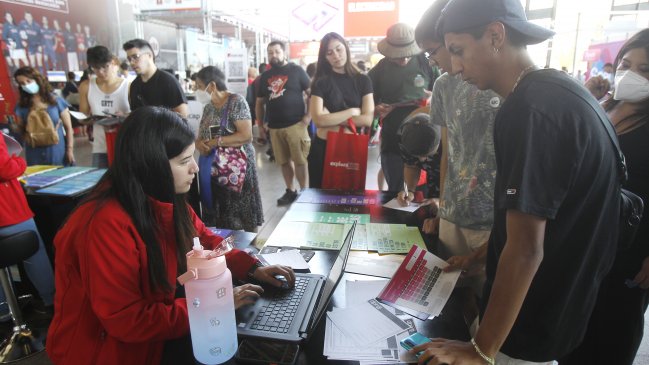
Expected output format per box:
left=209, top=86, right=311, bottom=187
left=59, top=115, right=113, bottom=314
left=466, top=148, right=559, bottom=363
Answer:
left=493, top=47, right=500, bottom=54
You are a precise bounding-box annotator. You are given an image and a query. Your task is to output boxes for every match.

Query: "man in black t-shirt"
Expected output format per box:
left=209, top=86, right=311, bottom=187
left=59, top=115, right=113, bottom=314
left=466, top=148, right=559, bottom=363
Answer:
left=123, top=39, right=188, bottom=118
left=410, top=0, right=620, bottom=364
left=256, top=41, right=311, bottom=206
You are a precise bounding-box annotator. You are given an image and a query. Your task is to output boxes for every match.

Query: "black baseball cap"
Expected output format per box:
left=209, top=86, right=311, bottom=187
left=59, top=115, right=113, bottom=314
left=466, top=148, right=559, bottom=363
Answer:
left=438, top=0, right=555, bottom=45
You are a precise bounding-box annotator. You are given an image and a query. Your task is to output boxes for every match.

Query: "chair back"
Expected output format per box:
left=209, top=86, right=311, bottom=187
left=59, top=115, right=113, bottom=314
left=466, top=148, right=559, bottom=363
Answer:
left=0, top=231, right=39, bottom=269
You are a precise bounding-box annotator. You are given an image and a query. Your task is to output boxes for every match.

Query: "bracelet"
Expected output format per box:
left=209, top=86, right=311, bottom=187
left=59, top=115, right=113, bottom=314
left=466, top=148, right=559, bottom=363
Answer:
left=471, top=338, right=495, bottom=365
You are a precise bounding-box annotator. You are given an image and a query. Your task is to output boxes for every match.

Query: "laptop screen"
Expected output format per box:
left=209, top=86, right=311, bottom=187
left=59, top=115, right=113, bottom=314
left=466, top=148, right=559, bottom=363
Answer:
left=309, top=222, right=356, bottom=331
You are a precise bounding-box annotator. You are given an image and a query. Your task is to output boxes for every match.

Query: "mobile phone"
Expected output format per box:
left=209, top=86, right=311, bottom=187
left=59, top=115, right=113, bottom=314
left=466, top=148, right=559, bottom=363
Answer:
left=400, top=332, right=431, bottom=357
left=209, top=125, right=221, bottom=139
left=235, top=339, right=299, bottom=365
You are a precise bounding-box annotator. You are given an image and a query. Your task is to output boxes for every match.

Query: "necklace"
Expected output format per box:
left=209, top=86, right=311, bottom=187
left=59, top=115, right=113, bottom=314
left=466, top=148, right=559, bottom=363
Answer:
left=511, top=64, right=536, bottom=94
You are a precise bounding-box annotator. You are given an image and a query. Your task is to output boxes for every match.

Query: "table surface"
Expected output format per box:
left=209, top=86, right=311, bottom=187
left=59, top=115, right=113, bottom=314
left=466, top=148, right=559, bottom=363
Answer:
left=227, top=189, right=469, bottom=365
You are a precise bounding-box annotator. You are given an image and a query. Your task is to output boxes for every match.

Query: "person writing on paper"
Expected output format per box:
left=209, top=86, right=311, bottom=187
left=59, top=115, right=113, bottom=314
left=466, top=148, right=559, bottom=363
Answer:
left=0, top=133, right=55, bottom=321
left=560, top=28, right=649, bottom=365
left=194, top=66, right=264, bottom=232
left=395, top=113, right=441, bottom=208
left=47, top=107, right=295, bottom=365
left=14, top=66, right=75, bottom=166
left=78, top=45, right=130, bottom=168
left=308, top=32, right=374, bottom=188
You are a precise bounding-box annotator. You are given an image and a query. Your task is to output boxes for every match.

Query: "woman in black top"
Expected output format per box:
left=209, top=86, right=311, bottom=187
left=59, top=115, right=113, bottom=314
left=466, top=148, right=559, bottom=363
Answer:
left=308, top=32, right=374, bottom=188
left=561, top=28, right=649, bottom=365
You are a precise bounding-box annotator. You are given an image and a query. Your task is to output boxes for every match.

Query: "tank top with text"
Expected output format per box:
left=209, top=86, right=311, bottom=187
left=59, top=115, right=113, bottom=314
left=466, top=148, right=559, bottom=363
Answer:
left=87, top=76, right=130, bottom=153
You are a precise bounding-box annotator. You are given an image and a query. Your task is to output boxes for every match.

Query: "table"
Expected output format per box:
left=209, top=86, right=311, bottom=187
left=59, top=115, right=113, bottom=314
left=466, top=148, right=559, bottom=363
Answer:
left=190, top=189, right=468, bottom=365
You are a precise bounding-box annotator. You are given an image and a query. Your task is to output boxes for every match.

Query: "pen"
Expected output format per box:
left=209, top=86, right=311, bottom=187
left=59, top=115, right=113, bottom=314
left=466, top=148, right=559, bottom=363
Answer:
left=403, top=182, right=409, bottom=206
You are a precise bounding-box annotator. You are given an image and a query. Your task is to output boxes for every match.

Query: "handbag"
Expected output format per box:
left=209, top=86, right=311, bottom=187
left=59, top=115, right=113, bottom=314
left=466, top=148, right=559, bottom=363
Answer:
left=210, top=95, right=247, bottom=194
left=322, top=119, right=369, bottom=191
left=589, top=99, right=644, bottom=250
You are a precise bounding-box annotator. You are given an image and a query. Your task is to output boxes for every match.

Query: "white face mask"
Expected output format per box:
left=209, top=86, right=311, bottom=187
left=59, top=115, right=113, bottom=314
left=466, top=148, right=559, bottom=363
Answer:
left=194, top=88, right=212, bottom=105
left=21, top=81, right=39, bottom=95
left=614, top=70, right=649, bottom=103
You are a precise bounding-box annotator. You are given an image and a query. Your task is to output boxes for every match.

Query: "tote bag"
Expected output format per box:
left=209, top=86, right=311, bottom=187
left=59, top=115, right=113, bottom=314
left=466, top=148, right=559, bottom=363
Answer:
left=322, top=119, right=368, bottom=191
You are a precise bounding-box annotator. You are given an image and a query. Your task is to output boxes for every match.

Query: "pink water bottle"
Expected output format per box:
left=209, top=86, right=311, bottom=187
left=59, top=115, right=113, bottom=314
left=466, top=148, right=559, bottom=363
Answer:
left=178, top=237, right=237, bottom=364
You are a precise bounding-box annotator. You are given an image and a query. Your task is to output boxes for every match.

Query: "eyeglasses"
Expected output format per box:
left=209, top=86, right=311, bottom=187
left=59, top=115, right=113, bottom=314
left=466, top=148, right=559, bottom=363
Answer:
left=127, top=52, right=149, bottom=63
left=424, top=45, right=444, bottom=60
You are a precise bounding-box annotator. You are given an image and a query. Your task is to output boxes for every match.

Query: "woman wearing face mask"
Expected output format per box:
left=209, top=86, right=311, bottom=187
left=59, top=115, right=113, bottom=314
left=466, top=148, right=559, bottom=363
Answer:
left=560, top=28, right=649, bottom=365
left=14, top=66, right=75, bottom=165
left=194, top=66, right=263, bottom=232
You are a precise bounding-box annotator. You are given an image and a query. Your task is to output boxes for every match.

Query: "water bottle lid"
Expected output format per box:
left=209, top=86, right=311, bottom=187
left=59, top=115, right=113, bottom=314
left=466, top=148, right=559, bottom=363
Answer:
left=185, top=249, right=226, bottom=280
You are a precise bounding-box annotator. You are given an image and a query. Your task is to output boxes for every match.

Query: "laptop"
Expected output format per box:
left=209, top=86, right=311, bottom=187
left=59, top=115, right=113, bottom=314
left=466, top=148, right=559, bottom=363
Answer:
left=236, top=222, right=356, bottom=342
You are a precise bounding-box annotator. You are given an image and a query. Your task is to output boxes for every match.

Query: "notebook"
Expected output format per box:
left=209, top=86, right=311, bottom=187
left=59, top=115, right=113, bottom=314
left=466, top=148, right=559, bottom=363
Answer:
left=236, top=222, right=356, bottom=342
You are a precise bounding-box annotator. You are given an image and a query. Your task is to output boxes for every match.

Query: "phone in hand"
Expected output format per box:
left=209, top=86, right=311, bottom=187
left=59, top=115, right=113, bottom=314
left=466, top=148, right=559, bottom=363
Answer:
left=399, top=332, right=431, bottom=357
left=235, top=339, right=299, bottom=365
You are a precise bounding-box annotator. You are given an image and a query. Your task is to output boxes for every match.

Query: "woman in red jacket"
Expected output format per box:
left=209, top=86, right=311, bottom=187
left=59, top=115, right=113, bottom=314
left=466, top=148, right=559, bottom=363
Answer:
left=0, top=132, right=55, bottom=321
left=46, top=107, right=294, bottom=365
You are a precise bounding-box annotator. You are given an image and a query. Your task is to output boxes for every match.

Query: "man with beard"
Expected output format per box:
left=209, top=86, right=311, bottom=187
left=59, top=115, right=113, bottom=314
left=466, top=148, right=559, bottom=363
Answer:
left=123, top=38, right=187, bottom=118
left=256, top=41, right=311, bottom=206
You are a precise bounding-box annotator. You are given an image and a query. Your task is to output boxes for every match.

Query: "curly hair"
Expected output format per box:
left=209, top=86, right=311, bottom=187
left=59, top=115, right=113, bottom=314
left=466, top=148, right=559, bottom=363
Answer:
left=14, top=67, right=56, bottom=108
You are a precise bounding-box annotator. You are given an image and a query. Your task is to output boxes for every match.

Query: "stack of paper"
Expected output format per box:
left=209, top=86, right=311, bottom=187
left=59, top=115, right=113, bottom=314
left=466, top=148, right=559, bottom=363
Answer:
left=282, top=210, right=371, bottom=224
left=323, top=280, right=418, bottom=364
left=349, top=223, right=426, bottom=254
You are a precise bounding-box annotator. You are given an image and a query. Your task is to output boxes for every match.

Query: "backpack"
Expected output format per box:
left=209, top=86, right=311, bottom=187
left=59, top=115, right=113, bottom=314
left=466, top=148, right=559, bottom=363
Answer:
left=25, top=107, right=60, bottom=148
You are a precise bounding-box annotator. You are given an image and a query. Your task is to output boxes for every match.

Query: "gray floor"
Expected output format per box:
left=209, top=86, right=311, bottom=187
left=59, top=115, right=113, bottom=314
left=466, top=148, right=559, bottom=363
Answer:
left=4, top=135, right=649, bottom=364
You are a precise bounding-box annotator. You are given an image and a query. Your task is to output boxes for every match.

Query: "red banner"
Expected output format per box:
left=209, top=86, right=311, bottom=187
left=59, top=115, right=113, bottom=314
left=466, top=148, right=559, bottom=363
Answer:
left=344, top=0, right=399, bottom=38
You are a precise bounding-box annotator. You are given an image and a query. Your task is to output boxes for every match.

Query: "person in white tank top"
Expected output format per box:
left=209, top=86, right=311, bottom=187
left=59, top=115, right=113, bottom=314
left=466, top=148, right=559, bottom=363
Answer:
left=79, top=46, right=130, bottom=168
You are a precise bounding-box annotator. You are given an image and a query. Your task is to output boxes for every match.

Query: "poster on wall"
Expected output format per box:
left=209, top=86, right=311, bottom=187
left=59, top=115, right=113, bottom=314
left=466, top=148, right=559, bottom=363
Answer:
left=289, top=0, right=343, bottom=42
left=138, top=0, right=201, bottom=11
left=224, top=48, right=248, bottom=96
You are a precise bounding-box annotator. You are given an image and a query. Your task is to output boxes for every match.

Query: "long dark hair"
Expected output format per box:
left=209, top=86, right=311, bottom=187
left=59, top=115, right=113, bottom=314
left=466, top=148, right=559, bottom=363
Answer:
left=602, top=28, right=649, bottom=126
left=14, top=67, right=56, bottom=108
left=313, top=32, right=359, bottom=84
left=84, top=107, right=197, bottom=292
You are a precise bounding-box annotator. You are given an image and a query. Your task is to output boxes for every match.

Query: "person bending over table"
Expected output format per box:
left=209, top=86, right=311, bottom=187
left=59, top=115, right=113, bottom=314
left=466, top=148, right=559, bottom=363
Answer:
left=46, top=106, right=294, bottom=365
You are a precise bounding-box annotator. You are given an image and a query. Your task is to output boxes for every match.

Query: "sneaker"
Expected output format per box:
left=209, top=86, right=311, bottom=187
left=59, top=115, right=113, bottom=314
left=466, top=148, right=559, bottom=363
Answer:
left=277, top=189, right=298, bottom=206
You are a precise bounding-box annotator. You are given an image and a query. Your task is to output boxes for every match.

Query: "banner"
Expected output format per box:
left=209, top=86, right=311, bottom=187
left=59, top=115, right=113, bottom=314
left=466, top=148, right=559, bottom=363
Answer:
left=289, top=0, right=343, bottom=42
left=344, top=0, right=399, bottom=38
left=138, top=0, right=201, bottom=11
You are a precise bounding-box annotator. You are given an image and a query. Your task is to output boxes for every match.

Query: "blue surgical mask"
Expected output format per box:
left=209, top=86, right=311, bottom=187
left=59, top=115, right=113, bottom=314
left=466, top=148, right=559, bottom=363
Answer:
left=21, top=81, right=39, bottom=95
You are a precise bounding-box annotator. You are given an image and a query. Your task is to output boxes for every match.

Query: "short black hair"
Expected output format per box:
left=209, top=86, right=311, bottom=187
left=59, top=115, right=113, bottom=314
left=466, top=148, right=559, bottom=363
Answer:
left=306, top=62, right=317, bottom=78
left=399, top=114, right=440, bottom=157
left=415, top=0, right=450, bottom=44
left=268, top=41, right=285, bottom=51
left=195, top=66, right=227, bottom=91
left=87, top=45, right=113, bottom=68
left=123, top=38, right=154, bottom=57
left=66, top=71, right=75, bottom=80
left=120, top=61, right=129, bottom=71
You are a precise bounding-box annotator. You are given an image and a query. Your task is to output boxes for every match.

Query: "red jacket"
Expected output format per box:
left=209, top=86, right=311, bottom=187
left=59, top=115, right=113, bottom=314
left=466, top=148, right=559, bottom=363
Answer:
left=46, top=197, right=257, bottom=365
left=0, top=134, right=33, bottom=227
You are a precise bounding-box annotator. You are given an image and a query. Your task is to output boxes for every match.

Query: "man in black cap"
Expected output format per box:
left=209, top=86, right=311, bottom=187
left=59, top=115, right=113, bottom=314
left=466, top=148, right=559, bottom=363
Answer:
left=410, top=0, right=620, bottom=364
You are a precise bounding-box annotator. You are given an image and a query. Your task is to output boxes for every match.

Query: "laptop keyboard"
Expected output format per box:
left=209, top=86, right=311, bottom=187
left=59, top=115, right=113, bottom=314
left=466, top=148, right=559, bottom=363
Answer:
left=400, top=260, right=442, bottom=307
left=250, top=277, right=309, bottom=333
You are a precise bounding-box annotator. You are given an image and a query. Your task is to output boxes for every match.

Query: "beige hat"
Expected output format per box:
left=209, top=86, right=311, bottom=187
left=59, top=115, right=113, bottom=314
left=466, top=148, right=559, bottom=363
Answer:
left=377, top=23, right=422, bottom=59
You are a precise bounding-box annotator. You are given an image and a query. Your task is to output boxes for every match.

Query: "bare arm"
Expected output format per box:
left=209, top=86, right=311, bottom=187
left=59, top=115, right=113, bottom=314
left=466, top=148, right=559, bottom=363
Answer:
left=60, top=108, right=75, bottom=164
left=78, top=80, right=90, bottom=116
left=473, top=210, right=546, bottom=357
left=350, top=93, right=374, bottom=128
left=206, top=119, right=252, bottom=148
left=309, top=95, right=360, bottom=128
left=439, top=127, right=448, bottom=207
left=255, top=97, right=266, bottom=128
left=173, top=103, right=189, bottom=119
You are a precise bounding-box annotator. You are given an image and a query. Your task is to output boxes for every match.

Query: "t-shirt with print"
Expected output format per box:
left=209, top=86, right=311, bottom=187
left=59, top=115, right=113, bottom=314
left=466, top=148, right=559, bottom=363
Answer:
left=257, top=63, right=310, bottom=129
left=311, top=72, right=372, bottom=113
left=367, top=53, right=434, bottom=105
left=429, top=73, right=500, bottom=230
left=129, top=69, right=187, bottom=111
left=400, top=148, right=441, bottom=199
left=485, top=69, right=619, bottom=361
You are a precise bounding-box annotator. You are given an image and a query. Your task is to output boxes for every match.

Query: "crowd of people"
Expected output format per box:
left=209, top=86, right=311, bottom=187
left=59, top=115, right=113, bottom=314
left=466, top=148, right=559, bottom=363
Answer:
left=0, top=0, right=648, bottom=363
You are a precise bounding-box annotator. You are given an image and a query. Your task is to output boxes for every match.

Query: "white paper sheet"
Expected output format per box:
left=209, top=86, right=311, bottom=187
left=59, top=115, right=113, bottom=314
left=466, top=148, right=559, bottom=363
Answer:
left=69, top=110, right=89, bottom=120
left=327, top=299, right=409, bottom=346
left=259, top=250, right=309, bottom=270
left=3, top=133, right=22, bottom=155
left=383, top=198, right=421, bottom=213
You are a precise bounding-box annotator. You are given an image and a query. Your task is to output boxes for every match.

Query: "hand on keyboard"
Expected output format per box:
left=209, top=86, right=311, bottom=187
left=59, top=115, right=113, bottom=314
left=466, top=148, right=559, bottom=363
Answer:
left=252, top=264, right=296, bottom=289
left=233, top=283, right=264, bottom=309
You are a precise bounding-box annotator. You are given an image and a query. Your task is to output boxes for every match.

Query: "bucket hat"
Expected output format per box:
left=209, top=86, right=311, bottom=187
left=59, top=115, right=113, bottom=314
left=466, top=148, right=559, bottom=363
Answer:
left=377, top=23, right=422, bottom=58
left=438, top=0, right=555, bottom=45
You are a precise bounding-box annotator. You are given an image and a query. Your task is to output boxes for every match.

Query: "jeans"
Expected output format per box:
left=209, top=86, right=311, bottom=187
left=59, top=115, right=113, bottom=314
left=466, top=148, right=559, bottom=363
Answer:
left=380, top=151, right=405, bottom=192
left=0, top=218, right=55, bottom=314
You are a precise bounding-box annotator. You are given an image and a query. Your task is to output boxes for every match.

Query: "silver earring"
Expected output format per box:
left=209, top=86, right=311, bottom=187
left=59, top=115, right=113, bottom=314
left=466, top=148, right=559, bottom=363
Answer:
left=493, top=48, right=500, bottom=54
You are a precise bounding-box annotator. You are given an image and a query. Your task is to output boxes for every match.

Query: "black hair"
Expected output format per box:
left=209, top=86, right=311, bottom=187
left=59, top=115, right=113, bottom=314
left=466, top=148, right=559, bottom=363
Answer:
left=356, top=61, right=366, bottom=72
left=267, top=41, right=285, bottom=51
left=306, top=62, right=317, bottom=78
left=258, top=63, right=267, bottom=74
left=195, top=66, right=227, bottom=91
left=122, top=38, right=155, bottom=59
left=87, top=45, right=115, bottom=68
left=456, top=23, right=527, bottom=48
left=120, top=61, right=129, bottom=71
left=66, top=71, right=75, bottom=80
left=603, top=28, right=649, bottom=126
left=415, top=0, right=450, bottom=44
left=398, top=114, right=440, bottom=157
left=82, top=106, right=196, bottom=293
